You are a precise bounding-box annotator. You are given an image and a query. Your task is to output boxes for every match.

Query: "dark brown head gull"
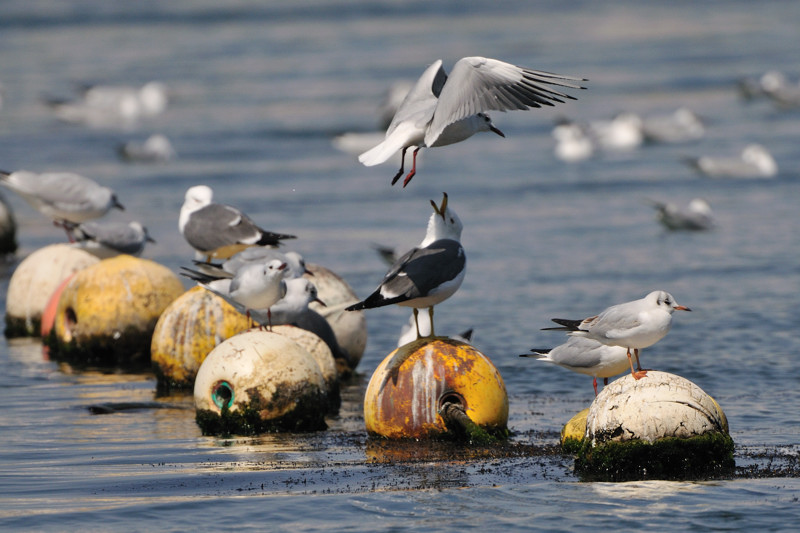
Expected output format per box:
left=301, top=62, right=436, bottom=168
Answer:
left=358, top=56, right=586, bottom=187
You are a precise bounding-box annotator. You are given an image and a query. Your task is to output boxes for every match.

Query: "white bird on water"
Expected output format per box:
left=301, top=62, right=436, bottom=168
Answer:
left=649, top=198, right=714, bottom=231
left=179, top=185, right=295, bottom=262
left=181, top=258, right=288, bottom=329
left=542, top=290, right=691, bottom=381
left=358, top=56, right=586, bottom=187
left=685, top=144, right=778, bottom=178
left=346, top=192, right=465, bottom=339
left=72, top=220, right=155, bottom=258
left=0, top=169, right=124, bottom=239
left=520, top=337, right=630, bottom=396
left=47, top=81, right=168, bottom=127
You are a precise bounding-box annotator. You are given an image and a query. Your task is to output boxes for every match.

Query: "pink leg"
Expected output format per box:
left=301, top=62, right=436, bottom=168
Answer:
left=592, top=377, right=598, bottom=396
left=402, top=148, right=421, bottom=187
left=390, top=147, right=409, bottom=186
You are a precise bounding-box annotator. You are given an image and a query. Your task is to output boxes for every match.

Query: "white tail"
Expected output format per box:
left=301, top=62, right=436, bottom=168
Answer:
left=358, top=137, right=405, bottom=166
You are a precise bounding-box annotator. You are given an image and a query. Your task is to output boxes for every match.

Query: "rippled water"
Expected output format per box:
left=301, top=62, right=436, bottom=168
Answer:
left=1, top=1, right=799, bottom=530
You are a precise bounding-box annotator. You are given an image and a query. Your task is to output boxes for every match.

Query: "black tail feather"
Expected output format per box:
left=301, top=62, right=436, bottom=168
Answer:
left=541, top=318, right=582, bottom=331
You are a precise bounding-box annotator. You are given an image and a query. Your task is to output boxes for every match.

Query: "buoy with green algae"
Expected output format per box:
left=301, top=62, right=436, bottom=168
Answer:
left=45, top=255, right=185, bottom=371
left=150, top=286, right=251, bottom=393
left=363, top=336, right=508, bottom=443
left=194, top=329, right=329, bottom=436
left=5, top=244, right=100, bottom=337
left=563, top=370, right=734, bottom=481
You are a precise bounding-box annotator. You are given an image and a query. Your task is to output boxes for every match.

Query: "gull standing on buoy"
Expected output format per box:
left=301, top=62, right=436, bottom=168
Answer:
left=179, top=185, right=295, bottom=262
left=346, top=193, right=465, bottom=338
left=520, top=337, right=630, bottom=396
left=181, top=258, right=288, bottom=329
left=542, top=290, right=691, bottom=381
left=358, top=56, right=586, bottom=187
left=0, top=169, right=124, bottom=240
left=72, top=220, right=155, bottom=258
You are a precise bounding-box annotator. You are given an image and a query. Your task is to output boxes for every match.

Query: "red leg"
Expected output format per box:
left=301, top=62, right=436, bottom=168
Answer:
left=390, top=147, right=409, bottom=186
left=402, top=147, right=421, bottom=187
left=627, top=348, right=647, bottom=380
left=592, top=377, right=598, bottom=396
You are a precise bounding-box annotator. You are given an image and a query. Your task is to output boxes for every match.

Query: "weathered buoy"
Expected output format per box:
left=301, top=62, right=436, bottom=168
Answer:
left=364, top=337, right=508, bottom=441
left=40, top=274, right=75, bottom=338
left=150, top=286, right=251, bottom=393
left=271, top=324, right=340, bottom=411
left=0, top=191, right=18, bottom=255
left=46, top=255, right=185, bottom=370
left=572, top=371, right=734, bottom=481
left=5, top=244, right=100, bottom=337
left=560, top=407, right=589, bottom=453
left=305, top=263, right=366, bottom=373
left=194, top=329, right=328, bottom=435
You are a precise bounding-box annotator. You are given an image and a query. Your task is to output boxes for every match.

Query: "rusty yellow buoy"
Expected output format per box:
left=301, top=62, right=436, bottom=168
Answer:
left=572, top=371, right=734, bottom=481
left=47, top=255, right=185, bottom=370
left=150, top=286, right=251, bottom=393
left=193, top=329, right=328, bottom=435
left=363, top=337, right=508, bottom=440
left=5, top=244, right=100, bottom=337
left=305, top=263, right=366, bottom=372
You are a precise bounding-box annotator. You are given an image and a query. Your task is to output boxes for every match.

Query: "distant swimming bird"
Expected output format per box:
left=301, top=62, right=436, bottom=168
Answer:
left=685, top=144, right=777, bottom=178
left=72, top=220, right=155, bottom=258
left=179, top=185, right=296, bottom=262
left=46, top=81, right=168, bottom=126
left=346, top=192, right=465, bottom=338
left=520, top=337, right=630, bottom=396
left=589, top=111, right=644, bottom=151
left=256, top=277, right=352, bottom=367
left=0, top=169, right=124, bottom=239
left=118, top=134, right=176, bottom=163
left=649, top=198, right=714, bottom=231
left=181, top=258, right=288, bottom=329
left=358, top=56, right=586, bottom=187
left=641, top=108, right=705, bottom=144
left=552, top=118, right=594, bottom=162
left=543, top=290, right=691, bottom=380
left=738, top=71, right=800, bottom=109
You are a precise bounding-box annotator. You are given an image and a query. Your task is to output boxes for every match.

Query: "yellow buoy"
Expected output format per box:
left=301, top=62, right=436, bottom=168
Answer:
left=363, top=337, right=508, bottom=440
left=5, top=244, right=99, bottom=337
left=305, top=263, right=366, bottom=372
left=193, top=329, right=328, bottom=435
left=151, top=286, right=251, bottom=393
left=48, top=255, right=185, bottom=370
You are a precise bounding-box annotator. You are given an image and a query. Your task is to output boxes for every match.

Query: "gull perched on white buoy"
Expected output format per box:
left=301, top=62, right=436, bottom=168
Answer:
left=358, top=56, right=586, bottom=187
left=346, top=192, right=465, bottom=338
left=179, top=185, right=296, bottom=262
left=72, top=220, right=155, bottom=258
left=543, top=290, right=691, bottom=381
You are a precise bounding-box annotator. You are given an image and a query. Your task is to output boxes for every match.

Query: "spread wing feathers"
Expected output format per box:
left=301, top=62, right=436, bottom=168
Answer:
left=426, top=56, right=586, bottom=145
left=184, top=204, right=295, bottom=251
left=384, top=60, right=443, bottom=138
left=346, top=239, right=465, bottom=311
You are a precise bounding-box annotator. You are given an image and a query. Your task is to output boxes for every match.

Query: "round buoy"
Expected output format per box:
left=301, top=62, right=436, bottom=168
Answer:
left=193, top=329, right=328, bottom=435
left=561, top=407, right=589, bottom=453
left=574, top=371, right=734, bottom=481
left=363, top=337, right=508, bottom=441
left=47, top=255, right=185, bottom=370
left=305, top=263, right=366, bottom=372
left=151, top=286, right=251, bottom=393
left=271, top=324, right=340, bottom=411
left=5, top=244, right=100, bottom=337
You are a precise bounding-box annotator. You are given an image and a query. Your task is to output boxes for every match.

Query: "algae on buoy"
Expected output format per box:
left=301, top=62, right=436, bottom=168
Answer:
left=46, top=255, right=185, bottom=370
left=194, top=329, right=328, bottom=436
left=363, top=337, right=508, bottom=442
left=151, top=286, right=251, bottom=393
left=566, top=371, right=734, bottom=481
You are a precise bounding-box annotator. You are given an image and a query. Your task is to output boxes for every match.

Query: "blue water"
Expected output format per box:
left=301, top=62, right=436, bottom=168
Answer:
left=1, top=1, right=799, bottom=531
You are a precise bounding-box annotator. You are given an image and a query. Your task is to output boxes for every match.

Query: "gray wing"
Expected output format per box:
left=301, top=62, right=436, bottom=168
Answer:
left=592, top=304, right=642, bottom=338
left=183, top=203, right=261, bottom=252
left=385, top=60, right=444, bottom=137
left=75, top=221, right=144, bottom=254
left=378, top=239, right=465, bottom=302
left=426, top=56, right=586, bottom=146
